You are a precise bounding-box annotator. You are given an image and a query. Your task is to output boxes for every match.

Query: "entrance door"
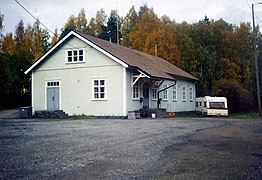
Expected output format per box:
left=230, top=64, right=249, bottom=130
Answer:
left=142, top=82, right=149, bottom=108
left=47, top=87, right=59, bottom=110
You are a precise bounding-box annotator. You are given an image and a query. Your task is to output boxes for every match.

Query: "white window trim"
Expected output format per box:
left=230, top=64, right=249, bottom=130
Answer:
left=92, top=78, right=107, bottom=101
left=182, top=86, right=187, bottom=102
left=172, top=85, right=177, bottom=101
left=163, top=84, right=168, bottom=101
left=65, top=48, right=85, bottom=64
left=152, top=88, right=157, bottom=101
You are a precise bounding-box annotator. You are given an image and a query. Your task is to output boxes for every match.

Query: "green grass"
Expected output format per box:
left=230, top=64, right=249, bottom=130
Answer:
left=228, top=112, right=261, bottom=119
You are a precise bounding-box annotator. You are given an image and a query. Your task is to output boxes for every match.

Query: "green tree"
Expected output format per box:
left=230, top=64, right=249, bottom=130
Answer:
left=51, top=28, right=59, bottom=46
left=60, top=15, right=76, bottom=39
left=138, top=4, right=157, bottom=18
left=191, top=19, right=217, bottom=95
left=106, top=10, right=122, bottom=43
left=0, top=13, right=3, bottom=49
left=87, top=9, right=107, bottom=37
left=121, top=5, right=138, bottom=47
left=76, top=8, right=88, bottom=33
left=175, top=21, right=197, bottom=76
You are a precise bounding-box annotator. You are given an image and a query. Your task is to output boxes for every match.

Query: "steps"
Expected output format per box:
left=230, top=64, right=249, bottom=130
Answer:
left=35, top=110, right=68, bottom=118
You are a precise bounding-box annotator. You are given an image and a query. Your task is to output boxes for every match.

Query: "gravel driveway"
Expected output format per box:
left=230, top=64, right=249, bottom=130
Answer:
left=0, top=117, right=262, bottom=179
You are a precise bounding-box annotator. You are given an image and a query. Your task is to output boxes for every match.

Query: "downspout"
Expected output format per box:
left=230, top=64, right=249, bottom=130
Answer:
left=157, top=81, right=176, bottom=108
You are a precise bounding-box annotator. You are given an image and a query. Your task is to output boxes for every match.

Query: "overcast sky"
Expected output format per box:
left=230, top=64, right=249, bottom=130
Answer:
left=1, top=0, right=262, bottom=35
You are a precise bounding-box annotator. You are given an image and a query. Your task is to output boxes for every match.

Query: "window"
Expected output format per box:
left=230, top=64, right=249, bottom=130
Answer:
left=79, top=49, right=84, bottom=61
left=132, top=83, right=139, bottom=99
left=189, top=87, right=193, bottom=101
left=209, top=102, right=225, bottom=109
left=92, top=79, right=106, bottom=100
left=152, top=88, right=157, bottom=100
left=66, top=48, right=85, bottom=63
left=182, top=86, right=186, bottom=101
left=172, top=85, right=177, bottom=101
left=47, top=81, right=59, bottom=87
left=163, top=84, right=168, bottom=100
left=67, top=51, right=72, bottom=62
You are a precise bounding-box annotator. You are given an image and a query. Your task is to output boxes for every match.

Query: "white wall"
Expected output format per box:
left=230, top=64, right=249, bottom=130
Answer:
left=33, top=36, right=125, bottom=116
left=125, top=72, right=196, bottom=112
left=157, top=79, right=196, bottom=112
left=126, top=69, right=142, bottom=112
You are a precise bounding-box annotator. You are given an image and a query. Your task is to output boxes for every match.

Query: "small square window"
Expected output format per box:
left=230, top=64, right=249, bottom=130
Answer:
left=79, top=50, right=84, bottom=61
left=100, top=80, right=105, bottom=85
left=67, top=51, right=72, bottom=62
left=94, top=87, right=99, bottom=92
left=100, top=87, right=105, bottom=93
left=73, top=50, right=78, bottom=61
left=94, top=80, right=99, bottom=86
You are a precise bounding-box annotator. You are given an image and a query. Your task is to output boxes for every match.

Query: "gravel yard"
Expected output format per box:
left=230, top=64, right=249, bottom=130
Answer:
left=0, top=117, right=262, bottom=179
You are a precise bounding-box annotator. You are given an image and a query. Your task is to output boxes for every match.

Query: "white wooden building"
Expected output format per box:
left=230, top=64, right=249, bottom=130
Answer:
left=25, top=30, right=198, bottom=117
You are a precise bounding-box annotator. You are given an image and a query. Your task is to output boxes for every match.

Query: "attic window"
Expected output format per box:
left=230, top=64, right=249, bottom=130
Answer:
left=66, top=48, right=85, bottom=63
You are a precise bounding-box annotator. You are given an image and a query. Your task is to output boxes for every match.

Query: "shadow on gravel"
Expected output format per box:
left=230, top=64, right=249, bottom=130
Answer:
left=0, top=109, right=19, bottom=119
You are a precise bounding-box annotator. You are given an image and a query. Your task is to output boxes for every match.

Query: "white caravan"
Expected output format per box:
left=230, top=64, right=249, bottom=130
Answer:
left=196, top=96, right=228, bottom=116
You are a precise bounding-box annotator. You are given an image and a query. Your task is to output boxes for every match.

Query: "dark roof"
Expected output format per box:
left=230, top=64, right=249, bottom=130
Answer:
left=77, top=31, right=198, bottom=81
left=25, top=30, right=198, bottom=81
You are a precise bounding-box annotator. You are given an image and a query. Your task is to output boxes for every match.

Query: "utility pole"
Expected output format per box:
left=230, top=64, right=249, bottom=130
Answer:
left=116, top=0, right=119, bottom=45
left=116, top=12, right=119, bottom=45
left=155, top=44, right=161, bottom=57
left=252, top=3, right=262, bottom=116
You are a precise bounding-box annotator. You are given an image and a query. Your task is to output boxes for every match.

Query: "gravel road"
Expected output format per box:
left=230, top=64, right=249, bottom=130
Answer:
left=0, top=117, right=262, bottom=179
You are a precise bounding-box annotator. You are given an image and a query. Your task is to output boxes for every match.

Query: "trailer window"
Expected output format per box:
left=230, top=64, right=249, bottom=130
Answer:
left=209, top=102, right=225, bottom=109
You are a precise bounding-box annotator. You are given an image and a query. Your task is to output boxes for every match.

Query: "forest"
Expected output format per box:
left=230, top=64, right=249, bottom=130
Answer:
left=0, top=4, right=261, bottom=113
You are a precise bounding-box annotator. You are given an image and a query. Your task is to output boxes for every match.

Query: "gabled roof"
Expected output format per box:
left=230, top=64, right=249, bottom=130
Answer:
left=25, top=30, right=198, bottom=81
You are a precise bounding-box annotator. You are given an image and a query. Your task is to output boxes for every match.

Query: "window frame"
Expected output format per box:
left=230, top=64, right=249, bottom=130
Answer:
left=152, top=88, right=157, bottom=100
left=66, top=48, right=85, bottom=63
left=189, top=87, right=193, bottom=101
left=92, top=78, right=107, bottom=100
left=163, top=83, right=168, bottom=101
left=182, top=86, right=187, bottom=102
left=172, top=85, right=177, bottom=101
left=132, top=82, right=140, bottom=100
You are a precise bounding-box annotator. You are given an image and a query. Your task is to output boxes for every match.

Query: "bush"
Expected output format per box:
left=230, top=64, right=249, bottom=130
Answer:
left=213, top=79, right=255, bottom=113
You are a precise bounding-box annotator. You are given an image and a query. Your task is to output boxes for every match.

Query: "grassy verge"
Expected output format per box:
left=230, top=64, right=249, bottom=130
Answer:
left=228, top=112, right=261, bottom=119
